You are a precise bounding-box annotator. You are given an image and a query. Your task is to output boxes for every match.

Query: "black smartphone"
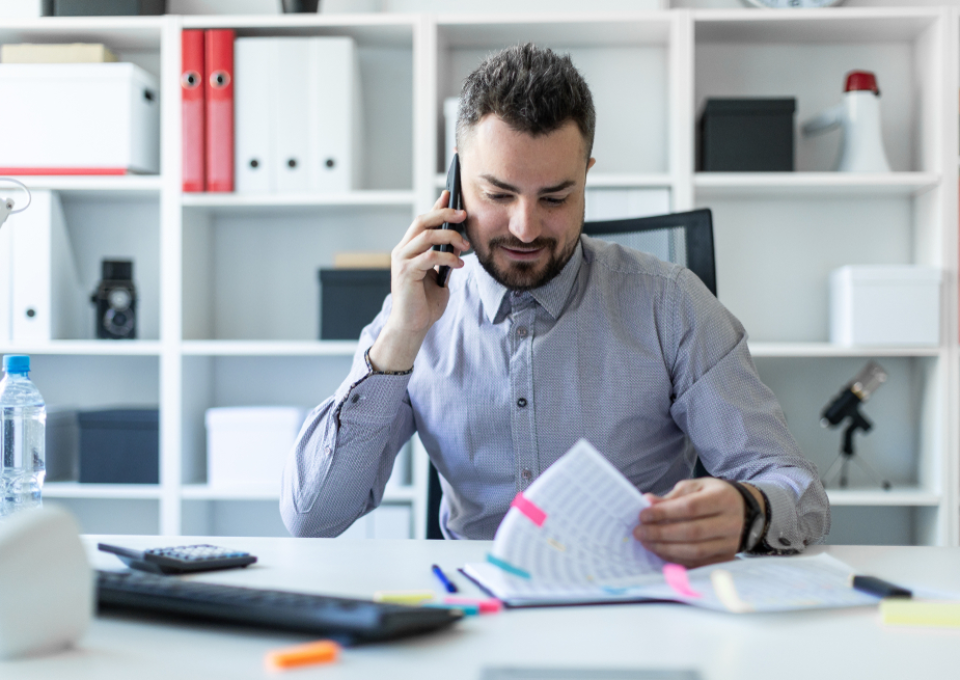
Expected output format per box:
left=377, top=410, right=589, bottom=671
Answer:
left=434, top=153, right=462, bottom=287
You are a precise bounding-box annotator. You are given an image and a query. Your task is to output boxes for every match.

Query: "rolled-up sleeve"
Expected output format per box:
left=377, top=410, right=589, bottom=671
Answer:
left=666, top=269, right=830, bottom=551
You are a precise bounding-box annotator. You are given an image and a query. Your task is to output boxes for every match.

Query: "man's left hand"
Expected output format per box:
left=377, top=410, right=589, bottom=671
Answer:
left=633, top=478, right=762, bottom=568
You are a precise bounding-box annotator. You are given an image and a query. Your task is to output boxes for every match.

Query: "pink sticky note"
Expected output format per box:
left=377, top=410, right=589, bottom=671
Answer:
left=444, top=597, right=502, bottom=614
left=511, top=492, right=547, bottom=527
left=663, top=563, right=702, bottom=599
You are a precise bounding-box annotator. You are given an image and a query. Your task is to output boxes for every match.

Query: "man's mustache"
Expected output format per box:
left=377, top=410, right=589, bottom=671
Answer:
left=488, top=236, right=558, bottom=250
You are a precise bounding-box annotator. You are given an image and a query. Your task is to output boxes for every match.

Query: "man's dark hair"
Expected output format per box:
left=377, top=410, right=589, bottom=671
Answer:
left=457, top=43, right=596, bottom=160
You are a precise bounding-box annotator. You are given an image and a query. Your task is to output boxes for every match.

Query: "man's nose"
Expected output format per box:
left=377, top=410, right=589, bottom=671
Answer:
left=508, top=198, right=542, bottom=243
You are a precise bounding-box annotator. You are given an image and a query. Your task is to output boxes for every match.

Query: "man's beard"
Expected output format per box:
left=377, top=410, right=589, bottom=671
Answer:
left=474, top=225, right=581, bottom=292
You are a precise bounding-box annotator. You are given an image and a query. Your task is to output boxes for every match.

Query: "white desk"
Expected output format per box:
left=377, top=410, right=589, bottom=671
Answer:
left=3, top=538, right=959, bottom=679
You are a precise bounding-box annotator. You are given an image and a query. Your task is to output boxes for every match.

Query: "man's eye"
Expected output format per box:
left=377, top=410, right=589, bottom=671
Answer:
left=486, top=193, right=511, bottom=201
left=542, top=196, right=567, bottom=206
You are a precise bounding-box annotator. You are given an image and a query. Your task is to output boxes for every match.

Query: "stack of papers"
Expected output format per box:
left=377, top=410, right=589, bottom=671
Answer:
left=463, top=440, right=879, bottom=613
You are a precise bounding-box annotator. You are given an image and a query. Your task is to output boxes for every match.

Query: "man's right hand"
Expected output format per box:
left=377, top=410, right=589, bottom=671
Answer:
left=367, top=191, right=469, bottom=373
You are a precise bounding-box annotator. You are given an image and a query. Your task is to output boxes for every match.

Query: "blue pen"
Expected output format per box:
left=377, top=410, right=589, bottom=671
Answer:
left=432, top=564, right=458, bottom=593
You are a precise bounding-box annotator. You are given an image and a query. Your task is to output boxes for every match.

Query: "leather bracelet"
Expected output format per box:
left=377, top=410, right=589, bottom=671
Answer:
left=723, top=479, right=765, bottom=553
left=364, top=347, right=413, bottom=376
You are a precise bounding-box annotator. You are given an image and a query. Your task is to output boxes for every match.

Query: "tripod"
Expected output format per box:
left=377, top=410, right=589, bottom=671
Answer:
left=821, top=408, right=891, bottom=490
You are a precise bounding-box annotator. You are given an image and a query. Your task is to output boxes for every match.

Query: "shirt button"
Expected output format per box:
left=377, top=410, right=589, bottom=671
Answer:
left=521, top=469, right=533, bottom=481
left=517, top=398, right=527, bottom=408
left=778, top=537, right=791, bottom=547
left=351, top=393, right=360, bottom=404
left=517, top=326, right=528, bottom=337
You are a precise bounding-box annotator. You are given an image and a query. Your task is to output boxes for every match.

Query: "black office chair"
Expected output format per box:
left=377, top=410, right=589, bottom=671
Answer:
left=425, top=209, right=717, bottom=539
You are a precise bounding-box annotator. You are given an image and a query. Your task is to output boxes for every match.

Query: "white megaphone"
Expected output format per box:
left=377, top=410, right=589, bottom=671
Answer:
left=801, top=70, right=891, bottom=173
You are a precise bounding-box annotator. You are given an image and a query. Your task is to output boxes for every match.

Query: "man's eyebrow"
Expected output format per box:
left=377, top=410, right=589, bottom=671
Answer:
left=479, top=174, right=577, bottom=195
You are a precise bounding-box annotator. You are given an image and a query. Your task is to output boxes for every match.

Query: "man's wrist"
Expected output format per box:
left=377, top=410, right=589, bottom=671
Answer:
left=724, top=479, right=767, bottom=553
left=368, top=326, right=426, bottom=374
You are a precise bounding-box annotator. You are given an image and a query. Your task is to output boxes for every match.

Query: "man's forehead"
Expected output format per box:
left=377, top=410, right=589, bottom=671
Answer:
left=461, top=114, right=587, bottom=158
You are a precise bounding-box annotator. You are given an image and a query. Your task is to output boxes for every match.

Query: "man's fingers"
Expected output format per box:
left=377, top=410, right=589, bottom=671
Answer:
left=633, top=513, right=739, bottom=545
left=394, top=227, right=469, bottom=268
left=640, top=537, right=737, bottom=568
left=640, top=492, right=716, bottom=524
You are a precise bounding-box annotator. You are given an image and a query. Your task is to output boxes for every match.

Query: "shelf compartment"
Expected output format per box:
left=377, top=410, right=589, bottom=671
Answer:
left=44, top=482, right=162, bottom=500
left=180, top=340, right=357, bottom=356
left=437, top=16, right=675, bottom=177
left=694, top=173, right=941, bottom=198
left=694, top=9, right=945, bottom=176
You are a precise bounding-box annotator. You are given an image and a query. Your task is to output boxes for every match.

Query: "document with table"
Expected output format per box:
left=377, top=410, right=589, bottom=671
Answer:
left=464, top=440, right=879, bottom=612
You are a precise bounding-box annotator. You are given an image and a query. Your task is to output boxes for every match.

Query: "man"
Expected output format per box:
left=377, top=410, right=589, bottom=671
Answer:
left=281, top=44, right=828, bottom=567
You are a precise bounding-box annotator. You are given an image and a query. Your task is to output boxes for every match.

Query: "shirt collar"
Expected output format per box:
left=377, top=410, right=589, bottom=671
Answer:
left=473, top=239, right=584, bottom=323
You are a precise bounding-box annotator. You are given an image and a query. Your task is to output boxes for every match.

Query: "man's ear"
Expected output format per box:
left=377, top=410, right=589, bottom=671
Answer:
left=587, top=157, right=596, bottom=172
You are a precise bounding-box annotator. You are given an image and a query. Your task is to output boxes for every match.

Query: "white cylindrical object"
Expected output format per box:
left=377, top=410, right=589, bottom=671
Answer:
left=837, top=91, right=891, bottom=173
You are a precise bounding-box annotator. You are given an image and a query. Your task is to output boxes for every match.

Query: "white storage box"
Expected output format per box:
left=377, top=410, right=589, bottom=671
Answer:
left=0, top=63, right=160, bottom=175
left=205, top=407, right=307, bottom=490
left=830, top=265, right=942, bottom=346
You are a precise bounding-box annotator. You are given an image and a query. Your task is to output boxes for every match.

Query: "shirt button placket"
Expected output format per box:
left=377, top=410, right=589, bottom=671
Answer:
left=511, top=303, right=536, bottom=490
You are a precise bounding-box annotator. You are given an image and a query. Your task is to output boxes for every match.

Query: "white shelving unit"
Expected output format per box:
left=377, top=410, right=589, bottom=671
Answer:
left=1, top=6, right=957, bottom=546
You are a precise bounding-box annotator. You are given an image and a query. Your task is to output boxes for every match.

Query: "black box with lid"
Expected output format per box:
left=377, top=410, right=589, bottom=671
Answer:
left=318, top=269, right=391, bottom=340
left=698, top=98, right=796, bottom=172
left=77, top=408, right=159, bottom=484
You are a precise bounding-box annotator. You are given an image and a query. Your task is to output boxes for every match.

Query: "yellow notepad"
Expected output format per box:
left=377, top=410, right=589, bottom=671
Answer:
left=881, top=600, right=960, bottom=628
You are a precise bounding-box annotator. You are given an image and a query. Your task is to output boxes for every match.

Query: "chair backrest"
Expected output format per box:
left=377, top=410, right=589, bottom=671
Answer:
left=583, top=208, right=716, bottom=296
left=424, top=209, right=717, bottom=539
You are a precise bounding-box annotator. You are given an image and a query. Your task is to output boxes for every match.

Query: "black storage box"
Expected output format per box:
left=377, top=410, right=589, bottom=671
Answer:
left=319, top=269, right=391, bottom=340
left=78, top=409, right=159, bottom=484
left=699, top=98, right=796, bottom=172
left=46, top=0, right=166, bottom=15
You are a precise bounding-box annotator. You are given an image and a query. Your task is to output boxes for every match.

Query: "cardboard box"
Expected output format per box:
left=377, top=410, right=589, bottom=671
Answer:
left=206, top=407, right=306, bottom=490
left=830, top=265, right=942, bottom=346
left=0, top=63, right=160, bottom=174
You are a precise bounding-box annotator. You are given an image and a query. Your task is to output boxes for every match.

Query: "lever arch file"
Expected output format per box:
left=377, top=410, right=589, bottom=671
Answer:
left=205, top=29, right=235, bottom=193
left=182, top=29, right=205, bottom=192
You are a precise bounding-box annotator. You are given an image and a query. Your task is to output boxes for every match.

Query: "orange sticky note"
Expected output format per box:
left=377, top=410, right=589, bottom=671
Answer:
left=265, top=640, right=340, bottom=671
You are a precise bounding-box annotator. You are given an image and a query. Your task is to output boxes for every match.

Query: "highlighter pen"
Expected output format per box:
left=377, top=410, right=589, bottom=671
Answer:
left=432, top=564, right=459, bottom=593
left=852, top=575, right=912, bottom=599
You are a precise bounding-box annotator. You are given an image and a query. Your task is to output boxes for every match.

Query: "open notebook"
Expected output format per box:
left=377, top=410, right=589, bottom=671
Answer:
left=462, top=440, right=878, bottom=613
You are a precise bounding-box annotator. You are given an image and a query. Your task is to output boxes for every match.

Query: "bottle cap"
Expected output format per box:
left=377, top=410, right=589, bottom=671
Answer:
left=2, top=355, right=30, bottom=375
left=845, top=70, right=880, bottom=95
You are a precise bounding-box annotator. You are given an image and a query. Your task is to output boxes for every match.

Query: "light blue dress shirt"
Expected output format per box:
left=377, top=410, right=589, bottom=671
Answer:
left=281, top=236, right=829, bottom=550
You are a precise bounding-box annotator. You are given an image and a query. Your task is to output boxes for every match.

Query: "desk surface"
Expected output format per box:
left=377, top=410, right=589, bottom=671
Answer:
left=3, top=537, right=959, bottom=680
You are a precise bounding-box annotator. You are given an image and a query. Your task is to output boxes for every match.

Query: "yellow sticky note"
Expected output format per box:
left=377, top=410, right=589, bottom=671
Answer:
left=881, top=600, right=960, bottom=628
left=373, top=590, right=435, bottom=604
left=710, top=569, right=753, bottom=614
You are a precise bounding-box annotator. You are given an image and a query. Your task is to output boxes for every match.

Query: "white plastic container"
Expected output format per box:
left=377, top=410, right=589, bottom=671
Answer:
left=0, top=63, right=160, bottom=175
left=830, top=265, right=941, bottom=346
left=205, top=407, right=306, bottom=490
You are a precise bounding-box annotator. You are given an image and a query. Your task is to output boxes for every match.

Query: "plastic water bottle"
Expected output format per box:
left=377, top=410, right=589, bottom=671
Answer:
left=0, top=355, right=46, bottom=517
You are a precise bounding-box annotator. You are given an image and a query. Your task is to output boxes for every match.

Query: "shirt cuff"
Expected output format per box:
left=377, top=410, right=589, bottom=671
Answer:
left=749, top=482, right=804, bottom=555
left=334, top=347, right=414, bottom=426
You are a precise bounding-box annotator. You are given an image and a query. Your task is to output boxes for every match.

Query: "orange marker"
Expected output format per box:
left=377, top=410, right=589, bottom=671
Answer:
left=264, top=640, right=341, bottom=671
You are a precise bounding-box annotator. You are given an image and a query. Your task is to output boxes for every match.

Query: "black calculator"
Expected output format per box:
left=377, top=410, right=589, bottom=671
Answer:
left=98, top=543, right=258, bottom=575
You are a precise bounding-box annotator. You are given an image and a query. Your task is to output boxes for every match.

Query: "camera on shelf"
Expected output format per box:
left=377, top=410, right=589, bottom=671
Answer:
left=91, top=260, right=138, bottom=340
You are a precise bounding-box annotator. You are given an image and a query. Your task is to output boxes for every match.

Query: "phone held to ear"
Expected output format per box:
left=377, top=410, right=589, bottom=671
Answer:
left=434, top=153, right=462, bottom=287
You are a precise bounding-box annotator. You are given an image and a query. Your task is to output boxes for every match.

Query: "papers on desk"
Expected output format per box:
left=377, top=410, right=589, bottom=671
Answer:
left=463, top=440, right=878, bottom=613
